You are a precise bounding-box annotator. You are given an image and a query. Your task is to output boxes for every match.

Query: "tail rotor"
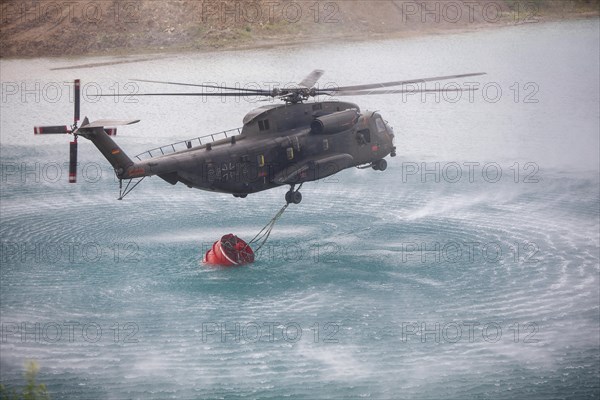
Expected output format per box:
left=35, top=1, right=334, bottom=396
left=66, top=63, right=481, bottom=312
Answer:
left=34, top=79, right=81, bottom=183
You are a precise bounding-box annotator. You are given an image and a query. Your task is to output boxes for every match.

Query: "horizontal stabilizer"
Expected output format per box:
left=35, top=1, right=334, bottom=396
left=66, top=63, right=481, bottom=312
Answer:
left=34, top=125, right=70, bottom=134
left=80, top=119, right=140, bottom=129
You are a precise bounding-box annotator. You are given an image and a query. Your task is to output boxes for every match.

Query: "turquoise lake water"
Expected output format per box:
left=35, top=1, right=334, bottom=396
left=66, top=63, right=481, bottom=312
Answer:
left=1, top=18, right=599, bottom=399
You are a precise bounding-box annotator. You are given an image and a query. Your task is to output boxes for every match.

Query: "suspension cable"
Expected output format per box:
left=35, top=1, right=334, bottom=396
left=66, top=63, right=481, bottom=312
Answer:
left=246, top=183, right=303, bottom=254
left=248, top=203, right=289, bottom=253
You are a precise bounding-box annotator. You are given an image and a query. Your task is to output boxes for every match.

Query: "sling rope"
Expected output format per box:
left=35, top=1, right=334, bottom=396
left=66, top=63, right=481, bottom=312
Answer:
left=247, top=184, right=302, bottom=253
left=247, top=203, right=288, bottom=253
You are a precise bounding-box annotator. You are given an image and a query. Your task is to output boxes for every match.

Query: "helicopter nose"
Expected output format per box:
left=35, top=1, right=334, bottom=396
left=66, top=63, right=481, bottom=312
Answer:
left=385, top=123, right=394, bottom=138
left=386, top=128, right=396, bottom=157
left=387, top=128, right=395, bottom=142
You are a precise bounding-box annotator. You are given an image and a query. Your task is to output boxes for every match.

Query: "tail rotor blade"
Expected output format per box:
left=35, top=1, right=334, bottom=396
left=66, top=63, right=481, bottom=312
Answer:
left=74, top=79, right=81, bottom=124
left=34, top=126, right=71, bottom=134
left=69, top=140, right=78, bottom=183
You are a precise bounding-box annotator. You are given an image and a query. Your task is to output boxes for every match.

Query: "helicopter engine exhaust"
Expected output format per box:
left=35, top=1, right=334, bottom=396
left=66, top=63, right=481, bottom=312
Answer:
left=311, top=109, right=359, bottom=135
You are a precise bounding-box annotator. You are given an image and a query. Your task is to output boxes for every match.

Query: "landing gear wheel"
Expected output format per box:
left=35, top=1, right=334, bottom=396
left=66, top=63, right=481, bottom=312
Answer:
left=285, top=183, right=303, bottom=204
left=372, top=159, right=387, bottom=171
left=291, top=191, right=302, bottom=204
left=285, top=185, right=303, bottom=204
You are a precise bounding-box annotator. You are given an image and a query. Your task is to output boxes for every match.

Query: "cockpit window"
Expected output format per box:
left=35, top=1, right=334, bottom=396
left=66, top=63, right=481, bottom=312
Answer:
left=375, top=118, right=386, bottom=133
left=357, top=129, right=371, bottom=144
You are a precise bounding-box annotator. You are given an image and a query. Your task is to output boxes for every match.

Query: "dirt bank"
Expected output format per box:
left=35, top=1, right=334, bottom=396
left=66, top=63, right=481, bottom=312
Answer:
left=1, top=0, right=598, bottom=58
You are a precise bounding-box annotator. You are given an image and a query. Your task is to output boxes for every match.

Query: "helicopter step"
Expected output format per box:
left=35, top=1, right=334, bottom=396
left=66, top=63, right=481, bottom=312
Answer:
left=356, top=159, right=388, bottom=171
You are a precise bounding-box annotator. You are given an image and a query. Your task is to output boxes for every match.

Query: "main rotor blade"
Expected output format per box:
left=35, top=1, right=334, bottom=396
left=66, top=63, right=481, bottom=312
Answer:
left=298, top=69, right=324, bottom=88
left=318, top=88, right=479, bottom=97
left=98, top=92, right=272, bottom=97
left=131, top=79, right=273, bottom=94
left=323, top=72, right=486, bottom=92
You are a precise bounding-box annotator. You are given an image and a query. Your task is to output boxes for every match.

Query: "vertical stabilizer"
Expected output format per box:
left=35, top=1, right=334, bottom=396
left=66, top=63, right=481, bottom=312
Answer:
left=77, top=117, right=139, bottom=177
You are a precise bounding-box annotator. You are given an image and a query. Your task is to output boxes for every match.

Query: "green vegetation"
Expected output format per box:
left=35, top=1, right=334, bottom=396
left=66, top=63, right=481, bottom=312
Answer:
left=0, top=361, right=50, bottom=400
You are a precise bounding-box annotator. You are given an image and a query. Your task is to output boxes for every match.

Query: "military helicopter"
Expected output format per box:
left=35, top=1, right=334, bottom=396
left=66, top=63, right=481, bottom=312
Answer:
left=34, top=70, right=484, bottom=203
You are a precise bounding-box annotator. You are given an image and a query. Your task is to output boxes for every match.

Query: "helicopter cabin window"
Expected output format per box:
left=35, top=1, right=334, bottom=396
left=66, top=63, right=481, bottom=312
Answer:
left=258, top=119, right=270, bottom=131
left=375, top=118, right=386, bottom=133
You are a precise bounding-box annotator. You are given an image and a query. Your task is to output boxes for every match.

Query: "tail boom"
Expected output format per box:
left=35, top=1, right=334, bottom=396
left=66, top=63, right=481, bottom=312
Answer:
left=76, top=118, right=140, bottom=178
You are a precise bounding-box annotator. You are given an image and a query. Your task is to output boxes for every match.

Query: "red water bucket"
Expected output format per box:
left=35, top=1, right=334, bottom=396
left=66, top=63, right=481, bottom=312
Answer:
left=203, top=234, right=255, bottom=266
